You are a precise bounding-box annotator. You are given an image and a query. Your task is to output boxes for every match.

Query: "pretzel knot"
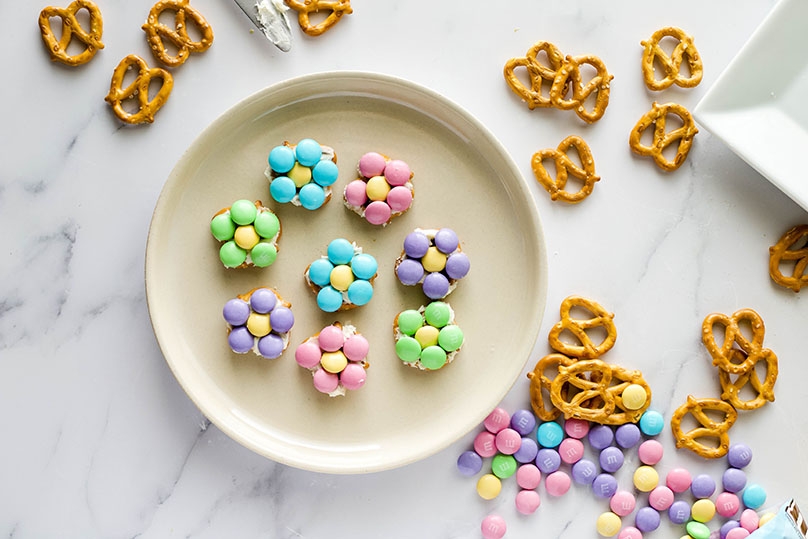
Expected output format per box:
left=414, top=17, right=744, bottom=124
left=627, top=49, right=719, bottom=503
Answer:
left=719, top=349, right=778, bottom=410
left=503, top=41, right=566, bottom=110
left=142, top=0, right=213, bottom=68
left=547, top=295, right=616, bottom=359
left=38, top=0, right=104, bottom=66
left=284, top=0, right=353, bottom=36
left=702, top=309, right=775, bottom=375
left=549, top=55, right=614, bottom=123
left=104, top=55, right=174, bottom=125
left=641, top=26, right=703, bottom=91
left=629, top=102, right=698, bottom=172
left=527, top=353, right=577, bottom=421
left=769, top=224, right=808, bottom=292
left=550, top=360, right=616, bottom=422
left=671, top=396, right=737, bottom=459
left=532, top=135, right=600, bottom=203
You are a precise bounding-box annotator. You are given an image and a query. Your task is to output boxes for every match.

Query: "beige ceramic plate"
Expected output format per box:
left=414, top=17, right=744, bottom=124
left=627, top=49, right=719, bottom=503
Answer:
left=146, top=72, right=547, bottom=474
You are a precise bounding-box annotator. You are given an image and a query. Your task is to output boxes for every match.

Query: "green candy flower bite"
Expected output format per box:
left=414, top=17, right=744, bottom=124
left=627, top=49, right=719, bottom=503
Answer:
left=394, top=301, right=463, bottom=371
left=210, top=200, right=281, bottom=268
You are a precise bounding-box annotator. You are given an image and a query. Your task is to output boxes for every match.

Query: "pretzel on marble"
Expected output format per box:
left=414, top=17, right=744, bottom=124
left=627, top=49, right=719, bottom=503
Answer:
left=503, top=41, right=567, bottom=110
left=599, top=364, right=652, bottom=425
left=641, top=26, right=703, bottom=91
left=629, top=102, right=698, bottom=171
left=769, top=224, right=808, bottom=293
left=702, top=308, right=775, bottom=375
left=718, top=349, right=778, bottom=410
left=142, top=0, right=214, bottom=68
left=38, top=0, right=104, bottom=66
left=532, top=135, right=600, bottom=203
left=104, top=54, right=173, bottom=124
left=527, top=353, right=578, bottom=421
left=671, top=395, right=737, bottom=459
left=550, top=359, right=617, bottom=423
left=549, top=54, right=614, bottom=123
left=547, top=295, right=616, bottom=359
left=284, top=0, right=353, bottom=36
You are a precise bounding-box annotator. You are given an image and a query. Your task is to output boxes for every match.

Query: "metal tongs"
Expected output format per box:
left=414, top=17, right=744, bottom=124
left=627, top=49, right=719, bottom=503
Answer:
left=232, top=0, right=293, bottom=52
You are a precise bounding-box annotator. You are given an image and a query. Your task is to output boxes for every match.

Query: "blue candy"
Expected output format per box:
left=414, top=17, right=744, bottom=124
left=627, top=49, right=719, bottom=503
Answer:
left=268, top=145, right=296, bottom=173
left=312, top=159, right=339, bottom=187
left=347, top=280, right=373, bottom=306
left=537, top=421, right=564, bottom=448
left=327, top=238, right=355, bottom=265
left=639, top=410, right=664, bottom=436
left=350, top=253, right=378, bottom=280
left=270, top=176, right=296, bottom=203
left=295, top=138, right=322, bottom=167
left=742, top=483, right=767, bottom=509
left=298, top=182, right=325, bottom=210
left=308, top=259, right=335, bottom=287
left=316, top=286, right=343, bottom=313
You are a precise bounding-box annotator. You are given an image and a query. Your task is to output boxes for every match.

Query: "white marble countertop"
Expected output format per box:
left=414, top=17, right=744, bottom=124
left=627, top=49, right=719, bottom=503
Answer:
left=3, top=1, right=807, bottom=537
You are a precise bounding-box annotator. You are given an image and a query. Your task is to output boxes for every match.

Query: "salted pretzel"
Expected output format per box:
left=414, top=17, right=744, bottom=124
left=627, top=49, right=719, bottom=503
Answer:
left=503, top=41, right=567, bottom=110
left=549, top=55, right=614, bottom=123
left=702, top=308, right=775, bottom=375
left=599, top=365, right=652, bottom=425
left=547, top=295, right=616, bottom=359
left=38, top=0, right=104, bottom=66
left=550, top=359, right=617, bottom=422
left=527, top=353, right=577, bottom=421
left=671, top=395, right=737, bottom=459
left=769, top=224, right=808, bottom=293
left=718, top=351, right=778, bottom=411
left=142, top=0, right=214, bottom=68
left=284, top=0, right=353, bottom=36
left=104, top=55, right=173, bottom=125
left=531, top=135, right=600, bottom=203
left=629, top=102, right=698, bottom=171
left=641, top=26, right=703, bottom=91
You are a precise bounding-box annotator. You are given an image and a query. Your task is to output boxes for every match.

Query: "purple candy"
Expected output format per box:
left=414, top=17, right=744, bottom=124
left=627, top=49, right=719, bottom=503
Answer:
left=727, top=443, right=753, bottom=469
left=514, top=437, right=539, bottom=464
left=635, top=507, right=661, bottom=532
left=615, top=424, right=641, bottom=449
left=269, top=305, right=294, bottom=333
left=722, top=467, right=747, bottom=493
left=457, top=450, right=483, bottom=476
left=668, top=500, right=691, bottom=524
left=423, top=272, right=450, bottom=299
left=720, top=520, right=741, bottom=539
left=588, top=425, right=614, bottom=450
left=691, top=474, right=717, bottom=498
left=396, top=258, right=424, bottom=285
left=223, top=298, right=251, bottom=325
left=403, top=232, right=430, bottom=258
left=510, top=409, right=537, bottom=436
left=599, top=446, right=625, bottom=473
left=445, top=252, right=470, bottom=280
left=535, top=448, right=561, bottom=474
left=228, top=326, right=254, bottom=353
left=592, top=473, right=618, bottom=499
left=256, top=333, right=284, bottom=359
left=249, top=288, right=277, bottom=314
left=434, top=228, right=459, bottom=254
left=572, top=459, right=597, bottom=485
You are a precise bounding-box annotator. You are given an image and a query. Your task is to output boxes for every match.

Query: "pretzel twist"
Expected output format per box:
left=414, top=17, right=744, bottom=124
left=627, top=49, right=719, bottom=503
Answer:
left=532, top=135, right=600, bottom=203
left=38, top=0, right=104, bottom=66
left=549, top=55, right=614, bottom=123
left=550, top=360, right=616, bottom=422
left=671, top=395, right=737, bottom=459
left=284, top=0, right=353, bottom=36
left=769, top=224, right=808, bottom=292
left=547, top=295, right=616, bottom=359
left=629, top=102, right=698, bottom=171
left=104, top=54, right=173, bottom=125
left=718, top=349, right=778, bottom=410
left=503, top=41, right=566, bottom=110
left=641, top=27, right=703, bottom=91
left=142, top=0, right=213, bottom=68
left=702, top=309, right=774, bottom=375
left=526, top=353, right=577, bottom=421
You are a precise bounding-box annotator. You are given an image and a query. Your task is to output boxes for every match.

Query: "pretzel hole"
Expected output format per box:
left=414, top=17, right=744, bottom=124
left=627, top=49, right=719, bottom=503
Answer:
left=660, top=113, right=685, bottom=162
left=726, top=372, right=760, bottom=404
left=148, top=76, right=168, bottom=102
left=306, top=8, right=338, bottom=29
left=653, top=37, right=682, bottom=78
left=47, top=16, right=66, bottom=44
left=158, top=8, right=180, bottom=28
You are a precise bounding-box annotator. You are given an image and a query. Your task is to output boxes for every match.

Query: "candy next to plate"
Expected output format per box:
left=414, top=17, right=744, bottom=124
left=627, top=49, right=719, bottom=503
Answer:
left=224, top=287, right=294, bottom=358
left=305, top=238, right=377, bottom=312
left=210, top=199, right=281, bottom=268
left=395, top=228, right=470, bottom=300
left=266, top=138, right=338, bottom=210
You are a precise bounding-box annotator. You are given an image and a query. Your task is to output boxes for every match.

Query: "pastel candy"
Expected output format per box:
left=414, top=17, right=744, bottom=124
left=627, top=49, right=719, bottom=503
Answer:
left=403, top=232, right=430, bottom=257
left=516, top=463, right=541, bottom=489
left=295, top=138, right=322, bottom=167
left=481, top=514, right=506, bottom=539
left=340, top=363, right=366, bottom=390
left=596, top=512, right=622, bottom=537
left=384, top=159, right=411, bottom=186
left=387, top=186, right=413, bottom=212
left=256, top=334, right=284, bottom=358
left=312, top=367, right=339, bottom=394
left=358, top=152, right=386, bottom=177
left=544, top=470, right=570, bottom=496
left=364, top=200, right=392, bottom=225
left=457, top=450, right=483, bottom=477
left=343, top=334, right=369, bottom=361
left=344, top=179, right=368, bottom=206
left=295, top=341, right=322, bottom=368
left=515, top=489, right=541, bottom=515
left=610, top=490, right=636, bottom=516
left=476, top=474, right=501, bottom=500
left=318, top=325, right=345, bottom=352
left=268, top=145, right=295, bottom=173
left=223, top=298, right=251, bottom=325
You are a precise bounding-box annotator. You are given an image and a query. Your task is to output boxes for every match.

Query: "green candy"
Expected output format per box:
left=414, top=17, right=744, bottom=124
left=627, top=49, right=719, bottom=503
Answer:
left=210, top=213, right=236, bottom=241
left=491, top=454, right=517, bottom=479
left=229, top=199, right=257, bottom=226
left=254, top=210, right=280, bottom=239
left=438, top=325, right=464, bottom=352
left=686, top=521, right=710, bottom=539
left=395, top=336, right=421, bottom=362
left=420, top=345, right=447, bottom=370
left=424, top=301, right=451, bottom=328
left=250, top=241, right=277, bottom=268
left=219, top=241, right=247, bottom=268
left=397, top=309, right=424, bottom=336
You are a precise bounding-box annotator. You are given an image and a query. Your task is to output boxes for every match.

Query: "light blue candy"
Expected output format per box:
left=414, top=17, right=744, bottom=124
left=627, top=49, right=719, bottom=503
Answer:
left=312, top=160, right=338, bottom=187
left=268, top=145, right=295, bottom=173
left=639, top=410, right=664, bottom=436
left=536, top=421, right=563, bottom=448
left=742, top=483, right=767, bottom=509
left=350, top=253, right=378, bottom=280
left=298, top=183, right=326, bottom=210
left=317, top=286, right=343, bottom=313
left=308, top=258, right=334, bottom=287
left=270, top=176, right=297, bottom=203
left=295, top=138, right=322, bottom=167
left=347, top=279, right=373, bottom=306
left=327, top=238, right=354, bottom=265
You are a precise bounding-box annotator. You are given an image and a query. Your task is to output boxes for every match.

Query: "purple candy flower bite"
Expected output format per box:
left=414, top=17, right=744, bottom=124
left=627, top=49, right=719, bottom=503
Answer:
left=395, top=227, right=470, bottom=299
left=224, top=288, right=294, bottom=359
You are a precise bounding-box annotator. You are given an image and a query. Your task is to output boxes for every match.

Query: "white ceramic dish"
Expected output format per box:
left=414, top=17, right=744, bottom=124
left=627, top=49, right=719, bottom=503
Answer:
left=693, top=0, right=808, bottom=213
left=145, top=72, right=548, bottom=474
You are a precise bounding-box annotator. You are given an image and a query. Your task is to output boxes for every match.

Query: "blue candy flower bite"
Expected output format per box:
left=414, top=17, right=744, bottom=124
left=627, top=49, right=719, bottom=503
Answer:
left=305, top=238, right=378, bottom=312
left=265, top=138, right=338, bottom=210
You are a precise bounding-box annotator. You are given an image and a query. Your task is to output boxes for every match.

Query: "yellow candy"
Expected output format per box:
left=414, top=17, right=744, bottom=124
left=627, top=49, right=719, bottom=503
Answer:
left=246, top=313, right=271, bottom=337
left=330, top=265, right=355, bottom=291
left=421, top=246, right=447, bottom=272
left=476, top=473, right=501, bottom=500
left=366, top=175, right=391, bottom=201
left=234, top=225, right=260, bottom=250
left=633, top=465, right=659, bottom=492
left=414, top=325, right=440, bottom=348
left=288, top=162, right=312, bottom=188
left=621, top=383, right=648, bottom=410
left=758, top=512, right=776, bottom=527
left=320, top=351, right=348, bottom=374
left=691, top=499, right=716, bottom=523
left=596, top=512, right=622, bottom=537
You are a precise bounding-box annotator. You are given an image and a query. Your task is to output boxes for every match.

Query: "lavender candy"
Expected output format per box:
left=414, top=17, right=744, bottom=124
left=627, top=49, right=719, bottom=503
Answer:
left=592, top=473, right=618, bottom=499
left=727, top=443, right=753, bottom=469
left=228, top=326, right=254, bottom=353
left=535, top=448, right=561, bottom=474
left=445, top=252, right=471, bottom=280
left=615, top=423, right=641, bottom=449
left=223, top=298, right=251, bottom=325
left=599, top=446, right=625, bottom=473
left=720, top=520, right=741, bottom=539
left=457, top=450, right=483, bottom=477
left=572, top=459, right=598, bottom=485
left=434, top=228, right=459, bottom=254
left=257, top=333, right=284, bottom=359
left=691, top=473, right=717, bottom=498
left=588, top=425, right=614, bottom=450
left=423, top=272, right=450, bottom=299
left=722, top=467, right=747, bottom=493
left=403, top=231, right=430, bottom=258
left=635, top=507, right=661, bottom=533
left=510, top=409, right=537, bottom=436
left=269, top=305, right=295, bottom=333
left=249, top=288, right=277, bottom=313
left=514, top=437, right=539, bottom=464
left=396, top=258, right=424, bottom=285
left=668, top=500, right=691, bottom=524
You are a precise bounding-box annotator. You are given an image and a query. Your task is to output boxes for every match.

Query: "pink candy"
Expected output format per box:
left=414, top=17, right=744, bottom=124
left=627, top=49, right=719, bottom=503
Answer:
left=740, top=508, right=760, bottom=531
left=726, top=528, right=751, bottom=539
left=516, top=464, right=541, bottom=490
left=515, top=489, right=541, bottom=515
left=648, top=486, right=674, bottom=511
left=364, top=201, right=392, bottom=226
left=637, top=439, right=664, bottom=465
left=545, top=471, right=571, bottom=497
left=347, top=152, right=413, bottom=226
left=495, top=428, right=522, bottom=455
left=295, top=324, right=369, bottom=395
left=564, top=418, right=590, bottom=439
left=481, top=515, right=507, bottom=539
left=716, top=491, right=741, bottom=518
left=474, top=431, right=497, bottom=458
left=484, top=407, right=510, bottom=433
left=344, top=179, right=368, bottom=206
left=558, top=437, right=584, bottom=464
left=358, top=152, right=386, bottom=177
left=384, top=159, right=411, bottom=186
left=317, top=325, right=344, bottom=351
left=618, top=526, right=643, bottom=539
left=610, top=490, right=636, bottom=517
left=666, top=467, right=692, bottom=493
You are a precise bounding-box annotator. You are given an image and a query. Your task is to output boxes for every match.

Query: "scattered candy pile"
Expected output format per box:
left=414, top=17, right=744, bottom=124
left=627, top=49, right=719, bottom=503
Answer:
left=210, top=199, right=281, bottom=268
left=266, top=138, right=339, bottom=210
left=394, top=301, right=464, bottom=370
left=223, top=287, right=295, bottom=358
left=295, top=322, right=369, bottom=396
left=344, top=151, right=414, bottom=225
left=395, top=228, right=471, bottom=300
left=305, top=238, right=378, bottom=312
left=459, top=405, right=772, bottom=539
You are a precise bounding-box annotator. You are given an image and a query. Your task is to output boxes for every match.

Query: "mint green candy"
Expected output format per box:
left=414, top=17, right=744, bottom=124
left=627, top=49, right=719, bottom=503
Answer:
left=438, top=325, right=464, bottom=352
left=492, top=454, right=517, bottom=479
left=253, top=211, right=280, bottom=239
left=424, top=301, right=451, bottom=328
left=219, top=241, right=247, bottom=268
left=229, top=200, right=257, bottom=226
left=397, top=309, right=424, bottom=336
left=395, top=336, right=421, bottom=362
left=686, top=521, right=710, bottom=539
left=420, top=345, right=447, bottom=370
left=250, top=241, right=277, bottom=267
left=210, top=213, right=236, bottom=241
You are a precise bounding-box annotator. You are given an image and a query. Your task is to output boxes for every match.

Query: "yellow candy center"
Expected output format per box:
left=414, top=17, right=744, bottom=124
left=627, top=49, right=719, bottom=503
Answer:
left=320, top=351, right=348, bottom=374
left=366, top=175, right=391, bottom=201
left=288, top=162, right=312, bottom=188
left=246, top=313, right=271, bottom=337
left=421, top=246, right=447, bottom=272
left=234, top=225, right=260, bottom=250
left=330, top=264, right=355, bottom=291
left=414, top=325, right=440, bottom=348
left=621, top=383, right=647, bottom=410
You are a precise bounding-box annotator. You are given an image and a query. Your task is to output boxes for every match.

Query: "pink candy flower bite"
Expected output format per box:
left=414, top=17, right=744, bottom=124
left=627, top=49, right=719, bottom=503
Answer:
left=295, top=322, right=369, bottom=397
left=344, top=152, right=414, bottom=226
